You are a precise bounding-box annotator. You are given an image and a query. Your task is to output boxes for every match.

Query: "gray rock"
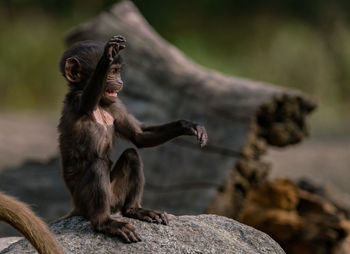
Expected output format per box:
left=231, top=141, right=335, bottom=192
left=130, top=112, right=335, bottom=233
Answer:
left=1, top=215, right=284, bottom=254
left=0, top=238, right=21, bottom=252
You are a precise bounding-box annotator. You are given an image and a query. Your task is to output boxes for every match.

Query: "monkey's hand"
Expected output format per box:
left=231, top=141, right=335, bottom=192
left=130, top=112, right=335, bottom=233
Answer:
left=179, top=120, right=208, bottom=147
left=105, top=35, right=126, bottom=63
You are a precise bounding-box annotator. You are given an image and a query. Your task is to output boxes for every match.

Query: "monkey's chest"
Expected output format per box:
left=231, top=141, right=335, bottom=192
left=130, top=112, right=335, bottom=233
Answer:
left=87, top=109, right=115, bottom=157
left=92, top=108, right=114, bottom=128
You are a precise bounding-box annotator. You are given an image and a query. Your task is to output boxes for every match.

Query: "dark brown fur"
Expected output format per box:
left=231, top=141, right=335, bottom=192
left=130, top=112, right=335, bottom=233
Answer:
left=58, top=35, right=207, bottom=243
left=0, top=192, right=63, bottom=254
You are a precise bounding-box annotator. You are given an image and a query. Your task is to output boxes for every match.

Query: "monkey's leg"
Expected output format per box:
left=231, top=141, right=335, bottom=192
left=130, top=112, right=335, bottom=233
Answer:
left=73, top=161, right=141, bottom=243
left=110, top=148, right=169, bottom=225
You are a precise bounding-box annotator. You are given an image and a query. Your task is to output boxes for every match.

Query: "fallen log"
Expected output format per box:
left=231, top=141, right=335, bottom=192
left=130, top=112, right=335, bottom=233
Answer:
left=64, top=0, right=316, bottom=217
left=238, top=178, right=350, bottom=254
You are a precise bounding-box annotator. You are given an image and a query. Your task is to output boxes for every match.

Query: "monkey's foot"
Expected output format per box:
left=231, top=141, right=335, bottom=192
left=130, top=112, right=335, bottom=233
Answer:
left=98, top=220, right=141, bottom=243
left=115, top=222, right=141, bottom=243
left=123, top=208, right=169, bottom=225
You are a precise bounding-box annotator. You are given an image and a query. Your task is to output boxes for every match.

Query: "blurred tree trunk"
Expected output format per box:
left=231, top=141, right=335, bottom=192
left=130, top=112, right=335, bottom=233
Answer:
left=65, top=0, right=316, bottom=217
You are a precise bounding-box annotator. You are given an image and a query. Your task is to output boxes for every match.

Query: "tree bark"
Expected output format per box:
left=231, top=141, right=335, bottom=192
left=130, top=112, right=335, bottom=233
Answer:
left=65, top=0, right=316, bottom=217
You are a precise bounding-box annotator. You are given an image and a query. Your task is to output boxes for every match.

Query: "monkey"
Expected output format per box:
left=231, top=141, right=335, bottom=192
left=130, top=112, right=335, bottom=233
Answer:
left=0, top=192, right=63, bottom=254
left=58, top=35, right=208, bottom=243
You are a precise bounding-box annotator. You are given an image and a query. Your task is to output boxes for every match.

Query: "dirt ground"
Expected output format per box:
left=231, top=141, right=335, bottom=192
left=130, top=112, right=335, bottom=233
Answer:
left=0, top=112, right=349, bottom=196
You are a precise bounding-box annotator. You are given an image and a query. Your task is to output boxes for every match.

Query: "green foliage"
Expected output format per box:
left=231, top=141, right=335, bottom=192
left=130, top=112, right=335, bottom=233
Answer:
left=0, top=10, right=63, bottom=110
left=0, top=7, right=98, bottom=111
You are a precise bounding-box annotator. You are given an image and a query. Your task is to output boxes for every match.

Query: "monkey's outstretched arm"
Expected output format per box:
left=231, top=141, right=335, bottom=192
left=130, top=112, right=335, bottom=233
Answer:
left=114, top=105, right=207, bottom=148
left=79, top=36, right=125, bottom=114
left=137, top=120, right=207, bottom=148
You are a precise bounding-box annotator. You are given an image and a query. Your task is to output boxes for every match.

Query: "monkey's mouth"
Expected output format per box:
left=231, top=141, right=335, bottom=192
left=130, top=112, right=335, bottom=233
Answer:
left=104, top=88, right=118, bottom=98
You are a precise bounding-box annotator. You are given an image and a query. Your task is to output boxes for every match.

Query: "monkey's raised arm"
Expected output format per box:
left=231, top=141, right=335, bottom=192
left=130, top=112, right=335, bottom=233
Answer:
left=79, top=36, right=125, bottom=114
left=114, top=103, right=208, bottom=148
left=78, top=53, right=109, bottom=114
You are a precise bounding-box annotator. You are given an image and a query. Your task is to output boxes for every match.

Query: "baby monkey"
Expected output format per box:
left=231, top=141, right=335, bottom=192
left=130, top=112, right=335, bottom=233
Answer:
left=58, top=35, right=208, bottom=243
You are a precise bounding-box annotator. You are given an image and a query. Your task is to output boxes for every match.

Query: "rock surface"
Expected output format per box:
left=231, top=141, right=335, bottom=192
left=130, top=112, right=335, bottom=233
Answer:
left=1, top=215, right=285, bottom=254
left=0, top=238, right=21, bottom=252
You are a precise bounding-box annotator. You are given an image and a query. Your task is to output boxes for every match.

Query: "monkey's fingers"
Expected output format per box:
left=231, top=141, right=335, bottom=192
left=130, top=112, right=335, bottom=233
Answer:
left=116, top=226, right=141, bottom=243
left=151, top=211, right=168, bottom=225
left=118, top=44, right=126, bottom=50
left=116, top=228, right=131, bottom=243
left=105, top=42, right=119, bottom=62
left=190, top=127, right=198, bottom=136
left=160, top=213, right=169, bottom=225
left=153, top=214, right=163, bottom=224
left=140, top=210, right=168, bottom=225
left=109, top=36, right=126, bottom=52
left=141, top=215, right=153, bottom=223
left=106, top=41, right=126, bottom=62
left=109, top=35, right=126, bottom=44
left=126, top=229, right=141, bottom=242
left=195, top=126, right=208, bottom=147
left=200, top=131, right=208, bottom=147
left=107, top=46, right=116, bottom=62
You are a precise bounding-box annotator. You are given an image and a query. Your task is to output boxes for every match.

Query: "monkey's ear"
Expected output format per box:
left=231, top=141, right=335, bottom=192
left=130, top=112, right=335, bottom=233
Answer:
left=65, top=57, right=82, bottom=83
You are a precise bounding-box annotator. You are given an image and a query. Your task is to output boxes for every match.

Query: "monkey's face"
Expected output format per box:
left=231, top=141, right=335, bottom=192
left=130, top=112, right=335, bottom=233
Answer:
left=101, top=63, right=123, bottom=104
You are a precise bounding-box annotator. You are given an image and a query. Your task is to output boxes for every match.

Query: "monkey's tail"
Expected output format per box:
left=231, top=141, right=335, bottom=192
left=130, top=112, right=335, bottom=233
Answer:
left=0, top=192, right=63, bottom=254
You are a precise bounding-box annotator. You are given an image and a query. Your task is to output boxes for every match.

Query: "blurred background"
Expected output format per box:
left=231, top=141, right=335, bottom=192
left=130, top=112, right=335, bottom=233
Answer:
left=1, top=0, right=350, bottom=133
left=1, top=0, right=349, bottom=194
left=0, top=0, right=350, bottom=253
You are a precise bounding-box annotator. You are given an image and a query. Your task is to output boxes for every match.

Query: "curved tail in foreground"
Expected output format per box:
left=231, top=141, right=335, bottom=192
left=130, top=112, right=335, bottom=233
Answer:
left=0, top=192, right=63, bottom=254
